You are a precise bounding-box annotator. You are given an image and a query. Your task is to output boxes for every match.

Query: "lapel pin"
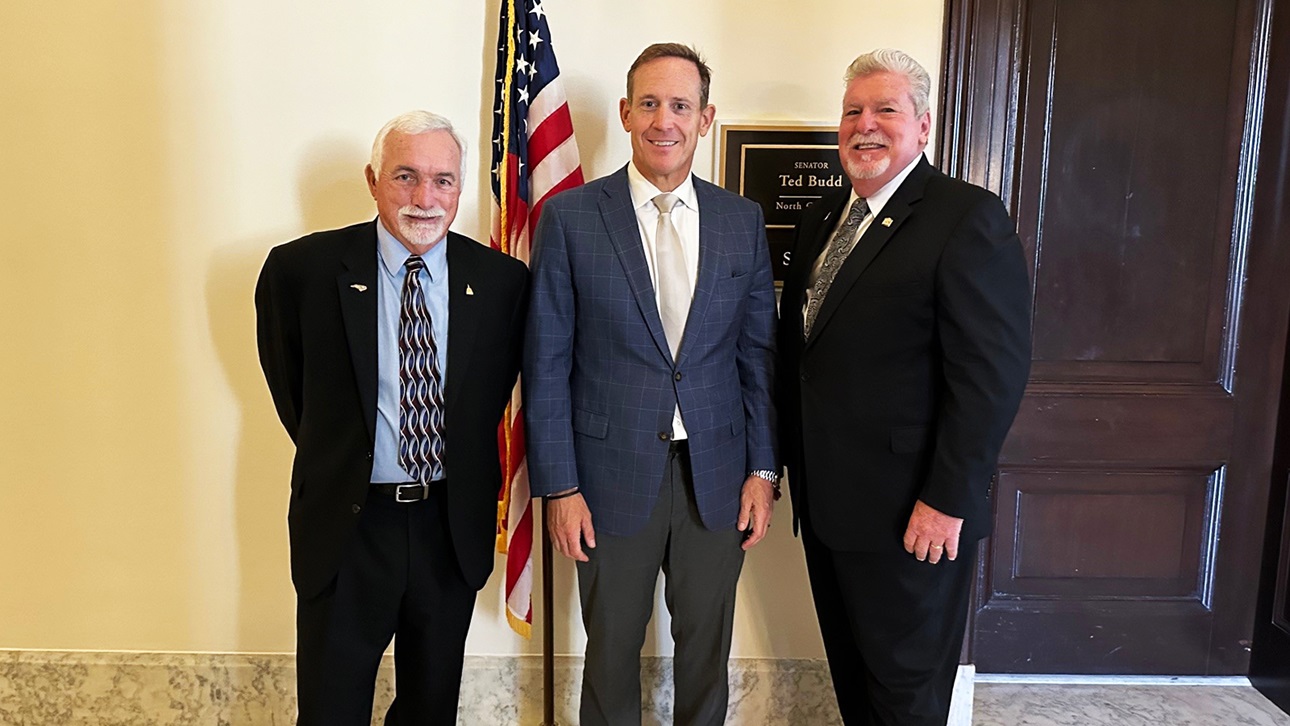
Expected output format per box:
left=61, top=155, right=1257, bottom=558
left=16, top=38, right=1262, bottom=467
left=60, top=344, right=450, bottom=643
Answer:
left=350, top=284, right=368, bottom=292
left=881, top=217, right=893, bottom=227
left=465, top=284, right=475, bottom=296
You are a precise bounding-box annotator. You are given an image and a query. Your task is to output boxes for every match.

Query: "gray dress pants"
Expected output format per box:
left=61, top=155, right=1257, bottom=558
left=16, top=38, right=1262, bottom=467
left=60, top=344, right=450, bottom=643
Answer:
left=576, top=441, right=746, bottom=726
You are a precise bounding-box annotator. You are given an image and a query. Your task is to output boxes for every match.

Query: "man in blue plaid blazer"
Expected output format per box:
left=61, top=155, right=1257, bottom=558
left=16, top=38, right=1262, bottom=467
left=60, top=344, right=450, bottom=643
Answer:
left=523, top=43, right=778, bottom=726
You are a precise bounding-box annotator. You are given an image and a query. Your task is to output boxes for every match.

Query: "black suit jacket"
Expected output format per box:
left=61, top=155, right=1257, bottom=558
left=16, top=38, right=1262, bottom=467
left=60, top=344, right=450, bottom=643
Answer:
left=256, top=221, right=529, bottom=598
left=778, top=157, right=1031, bottom=552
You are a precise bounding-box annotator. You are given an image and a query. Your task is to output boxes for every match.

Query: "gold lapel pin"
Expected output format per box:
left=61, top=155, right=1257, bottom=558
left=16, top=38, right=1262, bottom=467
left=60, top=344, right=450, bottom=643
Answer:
left=350, top=284, right=368, bottom=292
left=466, top=284, right=475, bottom=296
left=881, top=217, right=893, bottom=227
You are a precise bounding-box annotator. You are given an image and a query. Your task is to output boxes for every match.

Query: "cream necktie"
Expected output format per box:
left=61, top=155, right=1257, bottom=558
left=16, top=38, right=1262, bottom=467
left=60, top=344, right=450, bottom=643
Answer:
left=653, top=193, right=691, bottom=360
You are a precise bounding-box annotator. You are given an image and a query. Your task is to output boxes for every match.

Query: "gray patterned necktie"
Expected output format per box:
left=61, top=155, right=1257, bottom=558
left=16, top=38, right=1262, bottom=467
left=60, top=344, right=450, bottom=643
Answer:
left=398, top=255, right=446, bottom=483
left=803, top=198, right=869, bottom=337
left=653, top=193, right=691, bottom=361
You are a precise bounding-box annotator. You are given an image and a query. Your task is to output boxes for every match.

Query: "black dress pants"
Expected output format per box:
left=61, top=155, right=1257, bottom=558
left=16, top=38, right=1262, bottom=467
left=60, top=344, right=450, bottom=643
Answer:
left=802, top=516, right=974, bottom=726
left=295, top=486, right=476, bottom=726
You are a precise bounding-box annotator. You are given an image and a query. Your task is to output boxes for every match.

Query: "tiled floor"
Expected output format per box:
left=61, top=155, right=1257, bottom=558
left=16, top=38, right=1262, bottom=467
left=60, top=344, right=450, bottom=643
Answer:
left=974, top=682, right=1290, bottom=725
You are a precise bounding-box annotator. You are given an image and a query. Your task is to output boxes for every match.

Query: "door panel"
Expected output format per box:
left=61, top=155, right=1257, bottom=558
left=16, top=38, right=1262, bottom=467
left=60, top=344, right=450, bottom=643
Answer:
left=941, top=0, right=1290, bottom=674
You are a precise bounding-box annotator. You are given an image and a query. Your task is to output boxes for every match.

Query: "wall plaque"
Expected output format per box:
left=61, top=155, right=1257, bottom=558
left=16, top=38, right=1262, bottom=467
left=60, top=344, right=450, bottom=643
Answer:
left=714, top=122, right=844, bottom=283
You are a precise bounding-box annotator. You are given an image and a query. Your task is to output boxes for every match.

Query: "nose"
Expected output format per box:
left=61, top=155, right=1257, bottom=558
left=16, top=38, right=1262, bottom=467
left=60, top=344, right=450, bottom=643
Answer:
left=651, top=107, right=676, bottom=130
left=412, top=178, right=436, bottom=208
left=855, top=109, right=879, bottom=133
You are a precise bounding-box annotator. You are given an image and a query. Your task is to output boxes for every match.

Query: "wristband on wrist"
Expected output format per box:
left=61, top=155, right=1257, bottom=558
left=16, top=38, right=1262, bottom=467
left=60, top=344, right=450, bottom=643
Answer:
left=543, top=488, right=581, bottom=501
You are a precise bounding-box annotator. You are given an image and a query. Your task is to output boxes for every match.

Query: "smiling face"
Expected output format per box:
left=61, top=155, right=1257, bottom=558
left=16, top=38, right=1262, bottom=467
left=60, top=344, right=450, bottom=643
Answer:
left=620, top=56, right=716, bottom=192
left=364, top=129, right=461, bottom=254
left=838, top=70, right=931, bottom=198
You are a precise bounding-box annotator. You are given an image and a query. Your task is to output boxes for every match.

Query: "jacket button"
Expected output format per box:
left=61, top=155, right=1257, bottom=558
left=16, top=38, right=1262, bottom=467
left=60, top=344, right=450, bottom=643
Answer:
left=658, top=431, right=670, bottom=441
left=800, top=371, right=810, bottom=382
left=352, top=504, right=362, bottom=514
left=674, top=372, right=682, bottom=381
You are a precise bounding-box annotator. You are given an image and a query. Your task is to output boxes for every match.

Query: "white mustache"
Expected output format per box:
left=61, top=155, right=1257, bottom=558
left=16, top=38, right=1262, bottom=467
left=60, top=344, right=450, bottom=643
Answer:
left=847, top=133, right=890, bottom=148
left=400, top=206, right=446, bottom=221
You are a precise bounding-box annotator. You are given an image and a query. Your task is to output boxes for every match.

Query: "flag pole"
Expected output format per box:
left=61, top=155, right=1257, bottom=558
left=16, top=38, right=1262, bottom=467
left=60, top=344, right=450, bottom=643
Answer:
left=542, top=500, right=556, bottom=725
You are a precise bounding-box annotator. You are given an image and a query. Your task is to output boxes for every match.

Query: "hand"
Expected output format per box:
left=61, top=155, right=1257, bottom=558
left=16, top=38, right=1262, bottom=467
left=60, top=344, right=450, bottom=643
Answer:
left=902, top=499, right=963, bottom=565
left=737, top=475, right=775, bottom=551
left=546, top=492, right=596, bottom=562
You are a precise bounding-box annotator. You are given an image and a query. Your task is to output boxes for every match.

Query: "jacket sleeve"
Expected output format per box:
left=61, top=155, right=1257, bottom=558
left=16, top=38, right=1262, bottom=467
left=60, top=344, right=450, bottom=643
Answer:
left=522, top=204, right=579, bottom=497
left=736, top=204, right=779, bottom=474
left=254, top=247, right=304, bottom=443
left=920, top=192, right=1032, bottom=518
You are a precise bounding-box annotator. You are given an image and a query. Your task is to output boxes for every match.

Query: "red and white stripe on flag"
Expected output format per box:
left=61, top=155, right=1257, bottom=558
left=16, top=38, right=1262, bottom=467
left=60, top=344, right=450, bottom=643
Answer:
left=489, top=0, right=584, bottom=638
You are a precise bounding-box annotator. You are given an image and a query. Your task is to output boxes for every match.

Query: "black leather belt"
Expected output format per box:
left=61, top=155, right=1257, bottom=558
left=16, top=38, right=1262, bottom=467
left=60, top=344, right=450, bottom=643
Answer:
left=371, top=480, right=444, bottom=503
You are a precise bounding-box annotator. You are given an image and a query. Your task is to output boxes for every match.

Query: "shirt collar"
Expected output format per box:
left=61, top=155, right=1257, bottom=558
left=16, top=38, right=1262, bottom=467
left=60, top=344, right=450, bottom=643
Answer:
left=376, top=218, right=448, bottom=282
left=626, top=161, right=698, bottom=213
left=849, top=152, right=924, bottom=219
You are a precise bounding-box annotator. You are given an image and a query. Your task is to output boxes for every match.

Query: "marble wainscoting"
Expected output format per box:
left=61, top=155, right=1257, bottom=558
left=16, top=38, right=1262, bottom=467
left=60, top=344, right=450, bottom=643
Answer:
left=0, top=651, right=860, bottom=725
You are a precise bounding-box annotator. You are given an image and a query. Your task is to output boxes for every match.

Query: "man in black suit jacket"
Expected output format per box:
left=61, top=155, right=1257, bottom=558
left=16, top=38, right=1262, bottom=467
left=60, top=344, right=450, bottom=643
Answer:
left=256, top=111, right=528, bottom=725
left=778, top=50, right=1031, bottom=725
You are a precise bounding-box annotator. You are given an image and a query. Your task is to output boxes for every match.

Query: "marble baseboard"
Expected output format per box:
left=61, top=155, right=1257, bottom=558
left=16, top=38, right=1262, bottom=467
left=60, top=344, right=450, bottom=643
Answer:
left=0, top=650, right=973, bottom=725
left=0, top=651, right=844, bottom=725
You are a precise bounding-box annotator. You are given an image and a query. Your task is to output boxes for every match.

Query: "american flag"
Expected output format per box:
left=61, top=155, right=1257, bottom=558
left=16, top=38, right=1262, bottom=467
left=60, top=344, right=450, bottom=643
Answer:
left=490, top=0, right=584, bottom=638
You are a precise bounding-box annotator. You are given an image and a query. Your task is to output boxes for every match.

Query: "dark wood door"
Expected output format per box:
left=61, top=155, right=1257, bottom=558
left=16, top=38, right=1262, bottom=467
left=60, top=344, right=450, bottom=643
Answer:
left=940, top=0, right=1290, bottom=673
left=1247, top=2, right=1290, bottom=705
left=1252, top=332, right=1290, bottom=710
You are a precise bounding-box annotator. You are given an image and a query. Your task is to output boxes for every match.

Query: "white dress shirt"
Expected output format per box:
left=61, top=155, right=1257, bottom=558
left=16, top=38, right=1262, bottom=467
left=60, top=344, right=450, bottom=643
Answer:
left=804, top=152, right=928, bottom=282
left=626, top=161, right=700, bottom=439
left=805, top=153, right=925, bottom=322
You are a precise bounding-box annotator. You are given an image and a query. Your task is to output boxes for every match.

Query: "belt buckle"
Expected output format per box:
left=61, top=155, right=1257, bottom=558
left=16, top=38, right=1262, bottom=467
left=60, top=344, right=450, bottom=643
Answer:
left=394, top=482, right=427, bottom=503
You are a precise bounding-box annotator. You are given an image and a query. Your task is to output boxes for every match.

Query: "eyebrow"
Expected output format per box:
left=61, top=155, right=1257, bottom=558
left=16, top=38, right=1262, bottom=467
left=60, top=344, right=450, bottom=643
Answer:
left=637, top=92, right=695, bottom=104
left=844, top=97, right=906, bottom=112
left=388, top=166, right=457, bottom=179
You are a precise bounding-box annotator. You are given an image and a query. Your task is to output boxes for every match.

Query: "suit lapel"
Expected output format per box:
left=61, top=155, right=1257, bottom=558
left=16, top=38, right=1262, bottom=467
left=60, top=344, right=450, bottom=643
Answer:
left=337, top=221, right=380, bottom=444
left=444, top=233, right=480, bottom=421
left=599, top=167, right=672, bottom=361
left=786, top=192, right=849, bottom=315
left=676, top=179, right=722, bottom=367
left=806, top=157, right=932, bottom=347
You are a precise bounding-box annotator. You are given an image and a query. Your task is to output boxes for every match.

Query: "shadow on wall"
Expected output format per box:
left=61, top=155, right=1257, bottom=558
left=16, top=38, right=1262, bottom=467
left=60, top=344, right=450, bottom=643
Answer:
left=205, top=137, right=372, bottom=651
left=564, top=74, right=614, bottom=177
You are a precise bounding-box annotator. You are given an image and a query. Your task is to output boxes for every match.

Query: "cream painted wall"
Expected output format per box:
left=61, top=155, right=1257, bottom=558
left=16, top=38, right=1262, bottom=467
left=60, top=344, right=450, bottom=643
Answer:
left=0, top=1, right=942, bottom=657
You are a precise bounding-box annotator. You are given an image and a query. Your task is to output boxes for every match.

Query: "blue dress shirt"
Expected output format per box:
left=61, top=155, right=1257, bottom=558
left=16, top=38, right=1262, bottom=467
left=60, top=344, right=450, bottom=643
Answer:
left=370, top=221, right=450, bottom=483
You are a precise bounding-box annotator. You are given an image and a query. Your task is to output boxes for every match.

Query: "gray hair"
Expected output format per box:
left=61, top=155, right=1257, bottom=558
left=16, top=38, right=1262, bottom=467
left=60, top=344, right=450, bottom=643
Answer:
left=369, top=110, right=468, bottom=180
left=843, top=49, right=932, bottom=117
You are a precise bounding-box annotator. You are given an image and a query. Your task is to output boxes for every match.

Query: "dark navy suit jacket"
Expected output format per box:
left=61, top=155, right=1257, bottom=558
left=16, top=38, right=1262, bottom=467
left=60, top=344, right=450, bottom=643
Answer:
left=524, top=166, right=777, bottom=537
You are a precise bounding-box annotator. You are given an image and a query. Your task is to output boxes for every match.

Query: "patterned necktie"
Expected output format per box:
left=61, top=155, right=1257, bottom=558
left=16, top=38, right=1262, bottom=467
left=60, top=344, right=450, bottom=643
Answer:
left=398, top=255, right=446, bottom=484
left=653, top=193, right=691, bottom=361
left=803, top=198, right=869, bottom=337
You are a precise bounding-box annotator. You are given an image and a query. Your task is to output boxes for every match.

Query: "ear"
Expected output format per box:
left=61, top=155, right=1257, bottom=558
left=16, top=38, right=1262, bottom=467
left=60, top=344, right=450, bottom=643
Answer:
left=698, top=104, right=716, bottom=137
left=917, top=111, right=932, bottom=146
left=619, top=97, right=632, bottom=131
left=364, top=164, right=378, bottom=197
